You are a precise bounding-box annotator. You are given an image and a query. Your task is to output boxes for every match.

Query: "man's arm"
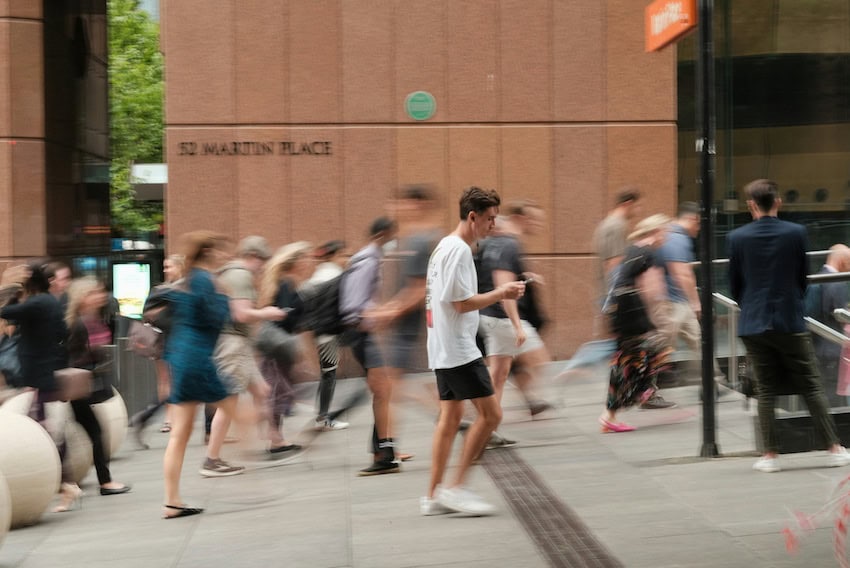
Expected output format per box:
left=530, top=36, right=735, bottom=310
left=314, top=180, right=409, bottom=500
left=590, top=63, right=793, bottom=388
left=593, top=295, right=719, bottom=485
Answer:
left=452, top=281, right=524, bottom=314
left=229, top=298, right=285, bottom=324
left=667, top=261, right=701, bottom=315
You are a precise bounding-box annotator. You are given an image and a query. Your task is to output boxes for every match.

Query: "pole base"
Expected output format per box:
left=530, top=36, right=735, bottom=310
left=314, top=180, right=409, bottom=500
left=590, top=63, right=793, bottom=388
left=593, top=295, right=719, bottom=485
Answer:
left=700, top=443, right=721, bottom=458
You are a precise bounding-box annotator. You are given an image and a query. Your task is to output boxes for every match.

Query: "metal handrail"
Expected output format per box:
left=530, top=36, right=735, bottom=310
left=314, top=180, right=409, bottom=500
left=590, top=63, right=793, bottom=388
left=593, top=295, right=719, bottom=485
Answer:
left=693, top=249, right=831, bottom=266
left=711, top=292, right=850, bottom=395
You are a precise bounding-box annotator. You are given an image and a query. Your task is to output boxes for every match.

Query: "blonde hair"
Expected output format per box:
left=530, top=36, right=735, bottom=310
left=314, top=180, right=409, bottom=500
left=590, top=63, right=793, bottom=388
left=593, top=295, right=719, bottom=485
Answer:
left=258, top=241, right=313, bottom=307
left=65, top=276, right=102, bottom=328
left=164, top=254, right=186, bottom=281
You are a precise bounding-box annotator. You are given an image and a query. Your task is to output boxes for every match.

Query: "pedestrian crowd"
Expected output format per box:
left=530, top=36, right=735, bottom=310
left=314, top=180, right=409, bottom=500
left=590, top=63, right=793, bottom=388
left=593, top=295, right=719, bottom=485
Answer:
left=1, top=180, right=849, bottom=523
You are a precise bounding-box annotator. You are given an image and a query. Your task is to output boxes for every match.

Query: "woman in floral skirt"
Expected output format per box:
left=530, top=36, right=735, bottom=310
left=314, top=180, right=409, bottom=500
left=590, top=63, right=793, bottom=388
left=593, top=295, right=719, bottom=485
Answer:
left=600, top=214, right=674, bottom=433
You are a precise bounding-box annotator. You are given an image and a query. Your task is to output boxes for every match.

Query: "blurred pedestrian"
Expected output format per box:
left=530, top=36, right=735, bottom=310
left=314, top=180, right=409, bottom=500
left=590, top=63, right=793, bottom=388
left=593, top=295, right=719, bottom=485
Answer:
left=805, top=243, right=850, bottom=406
left=339, top=217, right=399, bottom=476
left=477, top=199, right=552, bottom=418
left=0, top=262, right=79, bottom=512
left=160, top=231, right=235, bottom=518
left=202, top=236, right=287, bottom=476
left=257, top=241, right=316, bottom=457
left=130, top=253, right=185, bottom=446
left=561, top=188, right=644, bottom=377
left=65, top=276, right=131, bottom=497
left=303, top=239, right=349, bottom=431
left=599, top=214, right=673, bottom=433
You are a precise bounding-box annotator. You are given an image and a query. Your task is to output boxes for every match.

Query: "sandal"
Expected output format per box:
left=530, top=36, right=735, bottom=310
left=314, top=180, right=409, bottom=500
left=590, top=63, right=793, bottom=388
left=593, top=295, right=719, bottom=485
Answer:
left=163, top=504, right=204, bottom=519
left=398, top=453, right=415, bottom=462
left=599, top=417, right=636, bottom=433
left=160, top=422, right=172, bottom=433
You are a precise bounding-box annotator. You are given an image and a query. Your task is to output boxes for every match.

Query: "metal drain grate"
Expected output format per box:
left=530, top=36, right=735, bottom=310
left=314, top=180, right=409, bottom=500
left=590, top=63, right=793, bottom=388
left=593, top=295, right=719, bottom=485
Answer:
left=483, top=449, right=624, bottom=568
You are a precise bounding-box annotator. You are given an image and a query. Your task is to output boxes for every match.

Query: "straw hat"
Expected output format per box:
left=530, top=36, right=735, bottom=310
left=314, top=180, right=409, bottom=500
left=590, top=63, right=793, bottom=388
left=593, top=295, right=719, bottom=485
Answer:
left=628, top=214, right=672, bottom=241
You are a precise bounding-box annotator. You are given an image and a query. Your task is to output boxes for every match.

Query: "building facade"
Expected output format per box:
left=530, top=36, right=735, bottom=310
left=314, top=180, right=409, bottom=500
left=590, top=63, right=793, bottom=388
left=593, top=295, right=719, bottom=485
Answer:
left=0, top=1, right=111, bottom=267
left=161, top=0, right=677, bottom=357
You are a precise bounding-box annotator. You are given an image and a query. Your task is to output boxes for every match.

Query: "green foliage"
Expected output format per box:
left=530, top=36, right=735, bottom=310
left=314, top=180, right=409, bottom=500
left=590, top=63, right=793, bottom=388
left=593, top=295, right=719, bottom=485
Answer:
left=109, top=0, right=163, bottom=234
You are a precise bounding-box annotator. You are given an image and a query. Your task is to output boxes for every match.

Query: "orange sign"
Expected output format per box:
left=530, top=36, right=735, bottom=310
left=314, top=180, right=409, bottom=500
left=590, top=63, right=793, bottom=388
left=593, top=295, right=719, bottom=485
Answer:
left=645, top=0, right=697, bottom=52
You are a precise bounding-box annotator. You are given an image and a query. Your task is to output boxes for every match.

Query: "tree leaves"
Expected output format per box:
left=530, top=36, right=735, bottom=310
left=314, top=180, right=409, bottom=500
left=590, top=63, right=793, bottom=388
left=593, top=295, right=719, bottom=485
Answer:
left=109, top=0, right=163, bottom=234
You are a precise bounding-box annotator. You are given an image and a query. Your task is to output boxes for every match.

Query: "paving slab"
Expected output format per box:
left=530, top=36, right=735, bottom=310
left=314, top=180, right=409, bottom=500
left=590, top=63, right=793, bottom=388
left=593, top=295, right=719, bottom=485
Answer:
left=2, top=364, right=849, bottom=567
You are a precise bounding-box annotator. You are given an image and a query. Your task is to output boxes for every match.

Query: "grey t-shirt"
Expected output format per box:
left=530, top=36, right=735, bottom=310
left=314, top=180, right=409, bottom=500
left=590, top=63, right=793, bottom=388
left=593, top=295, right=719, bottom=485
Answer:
left=394, top=230, right=439, bottom=336
left=593, top=213, right=628, bottom=296
left=477, top=235, right=524, bottom=319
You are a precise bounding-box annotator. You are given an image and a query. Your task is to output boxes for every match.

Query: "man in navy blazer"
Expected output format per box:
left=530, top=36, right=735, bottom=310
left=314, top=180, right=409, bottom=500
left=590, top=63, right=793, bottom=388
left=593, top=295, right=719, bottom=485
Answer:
left=728, top=178, right=850, bottom=473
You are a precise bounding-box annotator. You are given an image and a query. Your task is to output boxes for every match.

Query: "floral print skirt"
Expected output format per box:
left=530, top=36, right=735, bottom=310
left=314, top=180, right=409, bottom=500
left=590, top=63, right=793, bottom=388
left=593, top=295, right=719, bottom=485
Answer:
left=606, top=331, right=673, bottom=411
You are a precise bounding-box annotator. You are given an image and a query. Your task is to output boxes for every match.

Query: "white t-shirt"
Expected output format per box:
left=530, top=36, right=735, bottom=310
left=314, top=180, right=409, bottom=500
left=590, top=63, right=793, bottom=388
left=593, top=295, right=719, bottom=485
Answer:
left=426, top=235, right=482, bottom=369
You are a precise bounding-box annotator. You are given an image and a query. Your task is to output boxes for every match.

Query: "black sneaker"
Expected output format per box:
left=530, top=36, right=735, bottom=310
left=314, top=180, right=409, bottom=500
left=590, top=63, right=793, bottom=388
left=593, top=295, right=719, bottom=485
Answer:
left=199, top=458, right=245, bottom=477
left=528, top=401, right=553, bottom=417
left=358, top=460, right=400, bottom=477
left=267, top=444, right=303, bottom=462
left=639, top=394, right=677, bottom=410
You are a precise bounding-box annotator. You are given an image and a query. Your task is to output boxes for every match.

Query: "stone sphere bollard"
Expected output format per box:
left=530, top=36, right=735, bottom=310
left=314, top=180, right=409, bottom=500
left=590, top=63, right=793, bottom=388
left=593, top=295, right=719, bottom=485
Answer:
left=0, top=389, right=34, bottom=415
left=92, top=388, right=128, bottom=458
left=0, top=412, right=61, bottom=528
left=0, top=470, right=11, bottom=549
left=0, top=391, right=94, bottom=484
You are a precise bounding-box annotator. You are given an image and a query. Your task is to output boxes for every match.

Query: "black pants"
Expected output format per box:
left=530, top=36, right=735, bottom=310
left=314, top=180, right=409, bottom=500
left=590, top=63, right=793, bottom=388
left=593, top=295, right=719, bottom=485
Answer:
left=742, top=331, right=840, bottom=454
left=70, top=399, right=112, bottom=485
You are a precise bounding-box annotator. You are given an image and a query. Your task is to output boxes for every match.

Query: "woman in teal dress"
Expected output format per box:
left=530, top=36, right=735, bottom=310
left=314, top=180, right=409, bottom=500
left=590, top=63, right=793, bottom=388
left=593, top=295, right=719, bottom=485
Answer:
left=161, top=231, right=234, bottom=519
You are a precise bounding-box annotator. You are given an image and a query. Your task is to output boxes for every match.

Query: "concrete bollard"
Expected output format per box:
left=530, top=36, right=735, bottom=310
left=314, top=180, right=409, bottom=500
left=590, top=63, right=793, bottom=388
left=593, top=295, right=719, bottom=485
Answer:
left=91, top=388, right=128, bottom=459
left=0, top=413, right=61, bottom=528
left=0, top=469, right=10, bottom=550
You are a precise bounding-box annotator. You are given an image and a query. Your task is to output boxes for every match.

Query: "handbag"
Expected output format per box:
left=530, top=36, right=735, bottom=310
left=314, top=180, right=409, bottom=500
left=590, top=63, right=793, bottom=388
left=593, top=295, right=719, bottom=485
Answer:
left=128, top=320, right=164, bottom=359
left=55, top=367, right=93, bottom=401
left=255, top=322, right=300, bottom=367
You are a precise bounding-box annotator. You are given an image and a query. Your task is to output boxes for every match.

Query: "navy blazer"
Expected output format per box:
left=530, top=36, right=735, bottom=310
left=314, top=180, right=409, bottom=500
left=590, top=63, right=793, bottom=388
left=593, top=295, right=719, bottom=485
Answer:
left=727, top=216, right=808, bottom=336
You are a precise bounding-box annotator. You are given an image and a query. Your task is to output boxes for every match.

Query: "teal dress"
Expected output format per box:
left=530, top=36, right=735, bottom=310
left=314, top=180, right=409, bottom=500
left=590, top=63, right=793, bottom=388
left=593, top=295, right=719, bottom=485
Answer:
left=164, top=268, right=230, bottom=403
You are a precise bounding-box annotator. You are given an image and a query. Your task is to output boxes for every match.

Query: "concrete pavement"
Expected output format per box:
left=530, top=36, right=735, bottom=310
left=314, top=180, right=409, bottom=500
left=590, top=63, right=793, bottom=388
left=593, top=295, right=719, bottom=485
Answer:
left=2, top=363, right=849, bottom=568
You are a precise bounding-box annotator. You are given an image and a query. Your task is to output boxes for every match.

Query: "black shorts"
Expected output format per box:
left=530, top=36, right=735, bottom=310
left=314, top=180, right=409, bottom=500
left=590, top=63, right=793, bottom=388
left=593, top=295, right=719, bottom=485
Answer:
left=435, top=358, right=494, bottom=401
left=340, top=329, right=384, bottom=371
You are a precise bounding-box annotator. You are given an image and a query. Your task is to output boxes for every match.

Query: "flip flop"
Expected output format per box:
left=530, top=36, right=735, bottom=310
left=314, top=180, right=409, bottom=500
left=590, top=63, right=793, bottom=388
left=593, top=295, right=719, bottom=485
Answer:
left=163, top=504, right=204, bottom=519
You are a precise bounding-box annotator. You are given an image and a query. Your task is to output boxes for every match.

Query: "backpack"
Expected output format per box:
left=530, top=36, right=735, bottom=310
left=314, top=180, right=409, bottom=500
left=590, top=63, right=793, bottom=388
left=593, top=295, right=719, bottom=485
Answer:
left=296, top=274, right=347, bottom=336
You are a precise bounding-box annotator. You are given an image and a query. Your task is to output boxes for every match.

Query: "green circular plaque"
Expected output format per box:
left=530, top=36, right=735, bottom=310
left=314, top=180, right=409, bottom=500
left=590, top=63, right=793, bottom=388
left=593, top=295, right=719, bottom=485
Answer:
left=405, top=91, right=437, bottom=121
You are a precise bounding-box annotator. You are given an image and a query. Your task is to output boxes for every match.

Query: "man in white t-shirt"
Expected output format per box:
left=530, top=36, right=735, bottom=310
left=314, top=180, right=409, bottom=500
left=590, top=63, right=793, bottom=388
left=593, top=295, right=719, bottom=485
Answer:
left=421, top=187, right=525, bottom=517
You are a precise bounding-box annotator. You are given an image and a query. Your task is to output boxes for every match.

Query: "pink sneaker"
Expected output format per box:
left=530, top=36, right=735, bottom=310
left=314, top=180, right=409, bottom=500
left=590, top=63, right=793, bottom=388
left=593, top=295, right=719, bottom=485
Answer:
left=599, top=417, right=636, bottom=433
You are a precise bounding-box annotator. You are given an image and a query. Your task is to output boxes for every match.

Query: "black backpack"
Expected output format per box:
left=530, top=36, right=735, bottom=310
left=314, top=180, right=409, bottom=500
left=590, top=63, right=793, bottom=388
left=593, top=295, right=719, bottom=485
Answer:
left=296, top=274, right=347, bottom=336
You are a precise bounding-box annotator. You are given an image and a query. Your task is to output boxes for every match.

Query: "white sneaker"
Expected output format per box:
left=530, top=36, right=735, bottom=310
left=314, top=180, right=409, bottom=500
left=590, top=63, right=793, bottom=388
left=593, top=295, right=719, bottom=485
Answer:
left=436, top=486, right=496, bottom=516
left=315, top=418, right=349, bottom=431
left=420, top=496, right=452, bottom=516
left=828, top=447, right=850, bottom=468
left=324, top=419, right=349, bottom=431
left=752, top=457, right=781, bottom=473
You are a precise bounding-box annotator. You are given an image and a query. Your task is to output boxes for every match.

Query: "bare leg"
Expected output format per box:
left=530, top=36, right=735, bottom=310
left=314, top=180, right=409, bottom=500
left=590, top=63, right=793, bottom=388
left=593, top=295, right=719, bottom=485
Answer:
left=367, top=367, right=393, bottom=443
left=487, top=355, right=512, bottom=404
left=451, top=395, right=501, bottom=489
left=428, top=400, right=463, bottom=498
left=513, top=346, right=550, bottom=403
left=205, top=394, right=237, bottom=461
left=163, top=402, right=198, bottom=512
